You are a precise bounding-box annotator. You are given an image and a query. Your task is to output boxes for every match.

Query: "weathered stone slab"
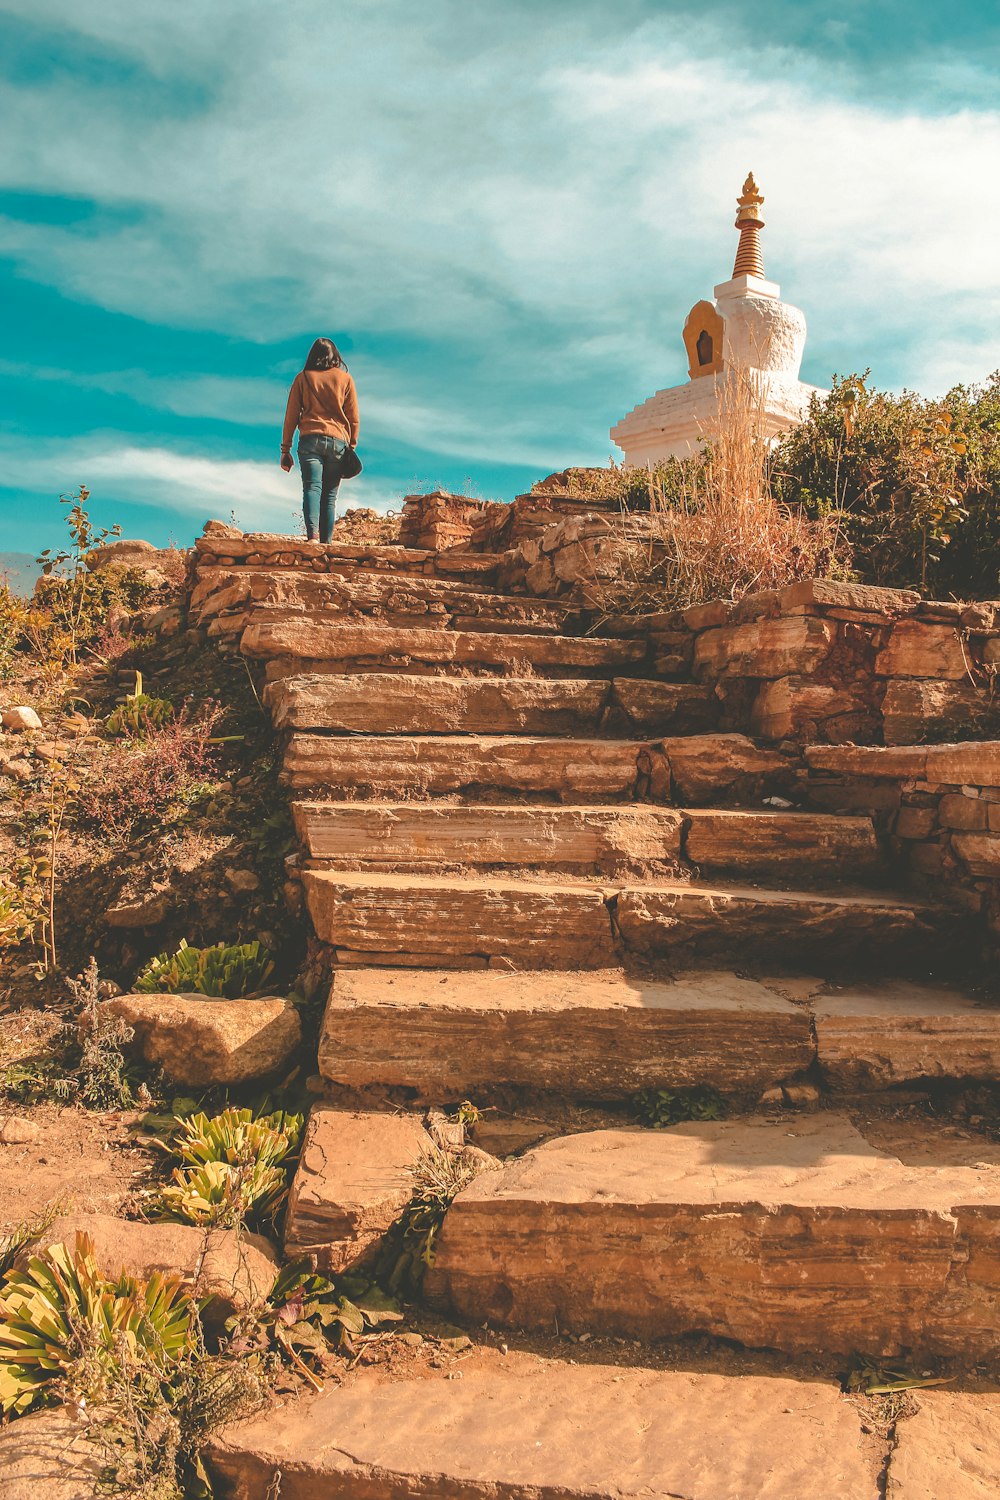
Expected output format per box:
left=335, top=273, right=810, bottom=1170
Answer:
left=882, top=680, right=987, bottom=745
left=242, top=618, right=646, bottom=674
left=779, top=578, right=920, bottom=613
left=103, top=993, right=301, bottom=1086
left=427, top=1116, right=1000, bottom=1357
left=283, top=734, right=648, bottom=797
left=659, top=733, right=791, bottom=802
left=924, top=743, right=1000, bottom=786
left=684, top=809, right=879, bottom=873
left=319, top=968, right=813, bottom=1097
left=886, top=1390, right=1000, bottom=1499
left=267, top=673, right=610, bottom=734
left=303, top=871, right=617, bottom=967
left=615, top=881, right=940, bottom=964
left=205, top=1360, right=875, bottom=1500
left=814, top=982, right=1000, bottom=1087
left=194, top=565, right=579, bottom=630
left=694, top=616, right=834, bottom=679
left=0, top=1410, right=105, bottom=1500
left=607, top=679, right=716, bottom=734
left=294, top=802, right=683, bottom=870
left=953, top=832, right=1000, bottom=875
left=283, top=1107, right=431, bottom=1272
left=876, top=621, right=968, bottom=680
left=751, top=677, right=863, bottom=739
left=805, top=744, right=930, bottom=778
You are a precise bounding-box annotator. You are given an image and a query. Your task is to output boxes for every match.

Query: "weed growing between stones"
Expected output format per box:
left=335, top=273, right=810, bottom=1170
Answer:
left=633, top=1084, right=726, bottom=1128
left=226, top=1260, right=404, bottom=1389
left=135, top=939, right=275, bottom=999
left=381, top=1146, right=499, bottom=1296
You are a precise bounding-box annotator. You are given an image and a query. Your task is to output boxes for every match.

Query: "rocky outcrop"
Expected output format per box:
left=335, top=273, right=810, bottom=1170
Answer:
left=103, top=993, right=301, bottom=1085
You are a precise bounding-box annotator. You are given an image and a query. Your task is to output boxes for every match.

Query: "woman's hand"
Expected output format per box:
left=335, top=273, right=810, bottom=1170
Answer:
left=280, top=452, right=294, bottom=472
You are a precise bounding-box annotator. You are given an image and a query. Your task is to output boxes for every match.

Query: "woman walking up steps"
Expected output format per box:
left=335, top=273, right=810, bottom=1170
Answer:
left=280, top=337, right=361, bottom=542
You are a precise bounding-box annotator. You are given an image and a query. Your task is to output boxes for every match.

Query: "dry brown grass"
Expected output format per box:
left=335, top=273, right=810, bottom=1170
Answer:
left=590, top=366, right=849, bottom=616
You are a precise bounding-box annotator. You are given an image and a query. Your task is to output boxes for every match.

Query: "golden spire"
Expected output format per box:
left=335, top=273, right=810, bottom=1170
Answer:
left=732, top=171, right=765, bottom=279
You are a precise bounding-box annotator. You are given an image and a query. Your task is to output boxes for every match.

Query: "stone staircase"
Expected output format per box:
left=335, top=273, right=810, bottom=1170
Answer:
left=195, top=527, right=1000, bottom=1497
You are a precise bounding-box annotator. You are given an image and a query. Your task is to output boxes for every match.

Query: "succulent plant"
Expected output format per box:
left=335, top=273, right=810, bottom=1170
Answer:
left=0, top=1232, right=197, bottom=1415
left=134, top=939, right=275, bottom=999
left=157, top=1107, right=303, bottom=1228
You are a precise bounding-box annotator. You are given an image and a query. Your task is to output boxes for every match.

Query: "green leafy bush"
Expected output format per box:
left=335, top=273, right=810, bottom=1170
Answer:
left=0, top=1231, right=197, bottom=1415
left=774, top=370, right=1000, bottom=595
left=634, top=1084, right=726, bottom=1128
left=157, top=1106, right=303, bottom=1228
left=135, top=938, right=275, bottom=998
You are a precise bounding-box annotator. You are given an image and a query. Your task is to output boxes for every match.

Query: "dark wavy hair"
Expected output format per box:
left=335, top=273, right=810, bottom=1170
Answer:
left=304, top=337, right=346, bottom=372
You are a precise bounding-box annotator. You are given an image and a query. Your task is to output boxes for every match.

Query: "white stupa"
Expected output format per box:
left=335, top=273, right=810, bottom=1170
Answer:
left=611, top=174, right=826, bottom=465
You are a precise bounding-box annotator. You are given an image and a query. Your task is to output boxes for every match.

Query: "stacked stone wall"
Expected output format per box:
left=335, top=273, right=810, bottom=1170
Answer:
left=504, top=513, right=1000, bottom=749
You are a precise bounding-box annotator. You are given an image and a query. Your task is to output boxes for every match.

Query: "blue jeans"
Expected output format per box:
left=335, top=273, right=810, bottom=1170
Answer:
left=298, top=433, right=347, bottom=542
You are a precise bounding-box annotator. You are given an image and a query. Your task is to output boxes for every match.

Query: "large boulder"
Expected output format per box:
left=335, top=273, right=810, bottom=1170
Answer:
left=102, top=992, right=301, bottom=1086
left=0, top=1409, right=105, bottom=1500
left=21, top=1212, right=278, bottom=1324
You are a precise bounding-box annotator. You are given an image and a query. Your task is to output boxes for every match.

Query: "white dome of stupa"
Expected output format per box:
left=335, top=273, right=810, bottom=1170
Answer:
left=611, top=174, right=826, bottom=466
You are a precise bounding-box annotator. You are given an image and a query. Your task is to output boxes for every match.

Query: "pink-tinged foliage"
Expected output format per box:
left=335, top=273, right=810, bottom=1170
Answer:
left=77, top=701, right=224, bottom=845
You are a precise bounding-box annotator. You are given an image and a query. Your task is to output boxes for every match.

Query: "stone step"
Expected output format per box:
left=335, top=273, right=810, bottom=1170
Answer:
left=426, top=1114, right=1000, bottom=1358
left=195, top=532, right=503, bottom=581
left=318, top=970, right=999, bottom=1098
left=293, top=800, right=880, bottom=876
left=204, top=1358, right=877, bottom=1500
left=267, top=673, right=716, bottom=736
left=280, top=731, right=794, bottom=803
left=302, top=870, right=618, bottom=969
left=294, top=802, right=685, bottom=871
left=302, top=870, right=949, bottom=969
left=318, top=968, right=814, bottom=1097
left=243, top=617, right=650, bottom=679
left=282, top=733, right=654, bottom=797
left=190, top=565, right=587, bottom=635
left=615, top=879, right=951, bottom=966
left=813, top=979, right=1000, bottom=1088
left=684, top=808, right=880, bottom=874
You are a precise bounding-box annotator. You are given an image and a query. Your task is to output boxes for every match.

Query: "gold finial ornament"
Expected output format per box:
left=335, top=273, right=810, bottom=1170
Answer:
left=733, top=171, right=766, bottom=278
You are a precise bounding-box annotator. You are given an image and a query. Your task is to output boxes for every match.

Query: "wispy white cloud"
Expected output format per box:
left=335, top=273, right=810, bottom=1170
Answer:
left=0, top=0, right=997, bottom=510
left=0, top=435, right=406, bottom=542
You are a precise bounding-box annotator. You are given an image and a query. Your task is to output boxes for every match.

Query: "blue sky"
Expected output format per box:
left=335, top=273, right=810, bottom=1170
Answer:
left=1, top=0, right=998, bottom=555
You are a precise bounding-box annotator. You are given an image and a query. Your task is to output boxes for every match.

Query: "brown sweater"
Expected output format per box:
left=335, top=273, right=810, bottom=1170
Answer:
left=282, top=367, right=359, bottom=451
